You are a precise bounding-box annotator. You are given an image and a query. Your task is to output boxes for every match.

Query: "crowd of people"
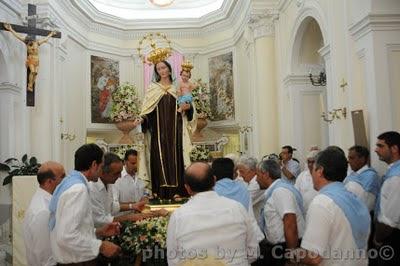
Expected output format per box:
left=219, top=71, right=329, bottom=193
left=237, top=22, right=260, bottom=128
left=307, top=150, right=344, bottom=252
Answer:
left=22, top=130, right=400, bottom=266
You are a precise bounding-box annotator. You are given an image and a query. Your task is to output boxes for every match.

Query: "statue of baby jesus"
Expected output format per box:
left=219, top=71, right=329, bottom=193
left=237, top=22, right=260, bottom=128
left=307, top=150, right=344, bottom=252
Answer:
left=177, top=67, right=196, bottom=114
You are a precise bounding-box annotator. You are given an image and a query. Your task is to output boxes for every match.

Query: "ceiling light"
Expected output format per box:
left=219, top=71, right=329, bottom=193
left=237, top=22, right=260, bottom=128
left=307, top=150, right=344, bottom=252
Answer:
left=149, top=0, right=174, bottom=7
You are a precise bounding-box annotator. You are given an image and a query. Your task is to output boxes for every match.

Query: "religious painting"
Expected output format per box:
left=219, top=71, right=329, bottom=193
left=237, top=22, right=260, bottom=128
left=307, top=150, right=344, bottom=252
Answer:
left=90, top=55, right=119, bottom=124
left=208, top=52, right=235, bottom=121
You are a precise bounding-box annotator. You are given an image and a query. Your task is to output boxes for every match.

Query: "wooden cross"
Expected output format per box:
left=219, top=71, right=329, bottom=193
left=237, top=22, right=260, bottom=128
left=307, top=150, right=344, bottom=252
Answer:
left=340, top=78, right=348, bottom=92
left=0, top=4, right=61, bottom=106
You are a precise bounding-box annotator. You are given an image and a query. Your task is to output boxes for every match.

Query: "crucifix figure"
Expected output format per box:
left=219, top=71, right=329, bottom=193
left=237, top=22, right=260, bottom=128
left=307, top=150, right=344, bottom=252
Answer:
left=0, top=4, right=61, bottom=106
left=340, top=78, right=348, bottom=92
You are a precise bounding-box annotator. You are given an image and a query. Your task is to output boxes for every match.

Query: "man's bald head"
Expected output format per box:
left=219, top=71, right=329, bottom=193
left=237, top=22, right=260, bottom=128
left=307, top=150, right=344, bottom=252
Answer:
left=37, top=161, right=65, bottom=190
left=184, top=162, right=215, bottom=193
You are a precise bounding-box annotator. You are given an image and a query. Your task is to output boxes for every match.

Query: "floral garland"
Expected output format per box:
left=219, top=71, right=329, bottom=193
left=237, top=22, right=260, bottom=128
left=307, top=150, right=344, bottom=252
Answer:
left=108, top=216, right=169, bottom=255
left=189, top=145, right=210, bottom=162
left=110, top=82, right=141, bottom=122
left=192, top=79, right=213, bottom=119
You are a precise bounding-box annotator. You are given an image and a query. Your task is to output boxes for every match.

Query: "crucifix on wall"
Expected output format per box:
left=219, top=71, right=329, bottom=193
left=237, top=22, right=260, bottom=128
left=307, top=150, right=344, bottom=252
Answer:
left=0, top=4, right=61, bottom=106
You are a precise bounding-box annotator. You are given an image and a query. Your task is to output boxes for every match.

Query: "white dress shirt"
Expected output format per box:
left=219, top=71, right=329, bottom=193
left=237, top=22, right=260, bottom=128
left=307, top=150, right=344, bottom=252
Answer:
left=295, top=170, right=318, bottom=213
left=23, top=187, right=56, bottom=266
left=50, top=175, right=102, bottom=263
left=301, top=194, right=369, bottom=266
left=247, top=176, right=265, bottom=224
left=114, top=169, right=147, bottom=202
left=281, top=159, right=301, bottom=183
left=88, top=179, right=120, bottom=228
left=344, top=165, right=376, bottom=212
left=377, top=162, right=400, bottom=229
left=262, top=180, right=305, bottom=244
left=167, top=191, right=259, bottom=266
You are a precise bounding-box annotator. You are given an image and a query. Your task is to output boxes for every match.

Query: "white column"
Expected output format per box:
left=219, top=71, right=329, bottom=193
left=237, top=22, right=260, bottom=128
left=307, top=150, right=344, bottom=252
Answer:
left=246, top=10, right=279, bottom=157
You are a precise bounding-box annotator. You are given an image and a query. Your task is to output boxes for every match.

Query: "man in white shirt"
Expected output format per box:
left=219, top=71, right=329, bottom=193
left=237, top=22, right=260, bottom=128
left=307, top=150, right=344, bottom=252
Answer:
left=256, top=159, right=305, bottom=266
left=167, top=162, right=259, bottom=266
left=295, top=148, right=319, bottom=214
left=114, top=149, right=148, bottom=203
left=280, top=145, right=301, bottom=183
left=49, top=144, right=121, bottom=265
left=344, top=145, right=380, bottom=212
left=237, top=156, right=265, bottom=223
left=295, top=147, right=370, bottom=266
left=374, top=131, right=400, bottom=266
left=89, top=153, right=148, bottom=228
left=23, top=161, right=65, bottom=266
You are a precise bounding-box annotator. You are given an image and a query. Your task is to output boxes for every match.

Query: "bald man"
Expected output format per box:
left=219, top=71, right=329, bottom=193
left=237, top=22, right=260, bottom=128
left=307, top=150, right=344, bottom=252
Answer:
left=167, top=162, right=259, bottom=266
left=23, top=161, right=65, bottom=266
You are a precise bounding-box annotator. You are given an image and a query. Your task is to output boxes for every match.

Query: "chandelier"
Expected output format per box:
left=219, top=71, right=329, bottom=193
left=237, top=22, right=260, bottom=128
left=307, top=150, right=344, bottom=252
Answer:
left=149, top=0, right=174, bottom=7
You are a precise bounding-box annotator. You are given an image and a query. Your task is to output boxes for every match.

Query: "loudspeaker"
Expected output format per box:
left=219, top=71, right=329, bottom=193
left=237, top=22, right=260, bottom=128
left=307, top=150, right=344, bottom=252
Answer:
left=351, top=110, right=368, bottom=147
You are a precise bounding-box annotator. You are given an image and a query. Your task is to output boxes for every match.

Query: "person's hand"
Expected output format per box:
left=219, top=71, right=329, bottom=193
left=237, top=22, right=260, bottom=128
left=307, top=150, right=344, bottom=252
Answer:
left=50, top=30, right=57, bottom=36
left=132, top=201, right=146, bottom=212
left=155, top=208, right=169, bottom=217
left=4, top=23, right=11, bottom=31
left=97, top=222, right=121, bottom=237
left=181, top=103, right=190, bottom=111
left=100, top=241, right=121, bottom=258
left=133, top=117, right=143, bottom=126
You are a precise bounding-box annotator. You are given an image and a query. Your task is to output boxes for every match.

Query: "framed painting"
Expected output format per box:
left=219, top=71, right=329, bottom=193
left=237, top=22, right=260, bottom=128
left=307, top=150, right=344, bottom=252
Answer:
left=90, top=55, right=119, bottom=124
left=208, top=51, right=235, bottom=122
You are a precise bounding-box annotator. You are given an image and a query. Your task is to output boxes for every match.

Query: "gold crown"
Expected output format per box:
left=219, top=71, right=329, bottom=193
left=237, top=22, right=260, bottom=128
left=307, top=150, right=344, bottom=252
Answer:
left=137, top=33, right=172, bottom=65
left=181, top=60, right=193, bottom=72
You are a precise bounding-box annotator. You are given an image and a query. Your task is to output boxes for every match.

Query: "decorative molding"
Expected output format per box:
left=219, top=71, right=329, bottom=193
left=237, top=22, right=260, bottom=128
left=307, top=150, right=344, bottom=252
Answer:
left=318, top=44, right=331, bottom=59
left=247, top=9, right=279, bottom=39
left=349, top=13, right=400, bottom=41
left=283, top=75, right=310, bottom=86
left=0, top=0, right=23, bottom=18
left=0, top=82, right=22, bottom=96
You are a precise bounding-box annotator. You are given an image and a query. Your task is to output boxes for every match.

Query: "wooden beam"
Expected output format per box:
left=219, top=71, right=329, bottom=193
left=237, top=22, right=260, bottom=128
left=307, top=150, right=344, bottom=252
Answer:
left=0, top=22, right=61, bottom=38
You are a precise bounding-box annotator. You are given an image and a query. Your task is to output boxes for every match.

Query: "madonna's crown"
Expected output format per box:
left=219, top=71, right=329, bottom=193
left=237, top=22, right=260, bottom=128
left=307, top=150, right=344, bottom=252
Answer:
left=137, top=33, right=172, bottom=65
left=181, top=60, right=193, bottom=72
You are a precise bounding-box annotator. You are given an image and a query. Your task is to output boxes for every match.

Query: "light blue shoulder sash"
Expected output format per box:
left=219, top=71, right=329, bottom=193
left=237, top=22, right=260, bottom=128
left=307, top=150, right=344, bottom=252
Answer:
left=320, top=182, right=370, bottom=249
left=375, top=160, right=400, bottom=217
left=344, top=167, right=380, bottom=196
left=48, top=170, right=88, bottom=230
left=214, top=178, right=250, bottom=211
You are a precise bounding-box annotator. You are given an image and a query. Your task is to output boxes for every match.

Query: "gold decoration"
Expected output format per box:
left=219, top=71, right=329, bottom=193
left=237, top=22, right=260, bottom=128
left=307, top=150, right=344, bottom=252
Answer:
left=137, top=33, right=172, bottom=65
left=181, top=60, right=193, bottom=73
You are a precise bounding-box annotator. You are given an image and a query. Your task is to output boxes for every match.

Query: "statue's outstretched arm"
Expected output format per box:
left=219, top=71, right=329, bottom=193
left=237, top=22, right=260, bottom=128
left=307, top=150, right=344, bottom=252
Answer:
left=4, top=23, right=25, bottom=42
left=38, top=30, right=56, bottom=45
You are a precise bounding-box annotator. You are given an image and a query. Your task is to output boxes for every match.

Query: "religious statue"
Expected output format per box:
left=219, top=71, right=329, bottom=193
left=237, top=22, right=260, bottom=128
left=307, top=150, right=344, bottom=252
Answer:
left=136, top=33, right=195, bottom=199
left=4, top=23, right=56, bottom=91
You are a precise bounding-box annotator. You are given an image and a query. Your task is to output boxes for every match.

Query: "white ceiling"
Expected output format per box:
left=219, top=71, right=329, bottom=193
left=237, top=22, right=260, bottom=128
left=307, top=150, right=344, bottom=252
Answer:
left=87, top=0, right=226, bottom=20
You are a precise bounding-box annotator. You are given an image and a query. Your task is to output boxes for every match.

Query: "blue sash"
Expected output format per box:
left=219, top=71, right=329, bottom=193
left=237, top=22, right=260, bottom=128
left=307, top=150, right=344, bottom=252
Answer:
left=320, top=182, right=370, bottom=249
left=48, top=170, right=88, bottom=230
left=259, top=179, right=304, bottom=231
left=375, top=160, right=400, bottom=217
left=344, top=167, right=380, bottom=196
left=214, top=178, right=250, bottom=211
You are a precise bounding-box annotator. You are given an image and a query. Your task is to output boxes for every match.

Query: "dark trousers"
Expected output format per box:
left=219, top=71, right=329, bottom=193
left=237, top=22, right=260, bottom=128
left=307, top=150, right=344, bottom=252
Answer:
left=252, top=239, right=288, bottom=266
left=375, top=228, right=400, bottom=266
left=57, top=259, right=97, bottom=266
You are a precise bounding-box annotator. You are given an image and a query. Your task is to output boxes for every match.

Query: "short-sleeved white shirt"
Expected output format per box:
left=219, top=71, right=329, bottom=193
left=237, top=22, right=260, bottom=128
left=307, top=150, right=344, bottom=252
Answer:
left=301, top=194, right=369, bottom=266
left=262, top=180, right=305, bottom=244
left=344, top=165, right=377, bottom=212
left=377, top=168, right=400, bottom=229
left=294, top=170, right=318, bottom=213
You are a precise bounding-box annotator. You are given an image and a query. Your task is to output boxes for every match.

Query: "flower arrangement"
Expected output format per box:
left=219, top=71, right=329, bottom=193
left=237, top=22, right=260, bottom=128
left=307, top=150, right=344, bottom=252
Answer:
left=109, top=145, right=134, bottom=160
left=189, top=145, right=210, bottom=162
left=109, top=217, right=169, bottom=255
left=110, top=82, right=141, bottom=122
left=192, top=79, right=213, bottom=119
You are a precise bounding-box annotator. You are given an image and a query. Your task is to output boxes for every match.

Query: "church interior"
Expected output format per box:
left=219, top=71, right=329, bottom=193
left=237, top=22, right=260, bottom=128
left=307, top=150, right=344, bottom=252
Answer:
left=1, top=0, right=400, bottom=265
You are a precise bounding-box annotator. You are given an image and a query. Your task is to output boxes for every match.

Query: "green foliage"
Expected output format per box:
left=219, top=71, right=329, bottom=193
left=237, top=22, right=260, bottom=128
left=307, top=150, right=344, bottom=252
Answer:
left=0, top=154, right=41, bottom=185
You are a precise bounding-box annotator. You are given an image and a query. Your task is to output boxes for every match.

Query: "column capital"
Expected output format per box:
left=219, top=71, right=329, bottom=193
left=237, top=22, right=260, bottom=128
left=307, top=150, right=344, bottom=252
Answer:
left=247, top=9, right=279, bottom=39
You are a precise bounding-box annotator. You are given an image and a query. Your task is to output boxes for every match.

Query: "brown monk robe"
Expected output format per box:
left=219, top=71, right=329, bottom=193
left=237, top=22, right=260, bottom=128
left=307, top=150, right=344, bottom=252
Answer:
left=141, top=85, right=193, bottom=199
